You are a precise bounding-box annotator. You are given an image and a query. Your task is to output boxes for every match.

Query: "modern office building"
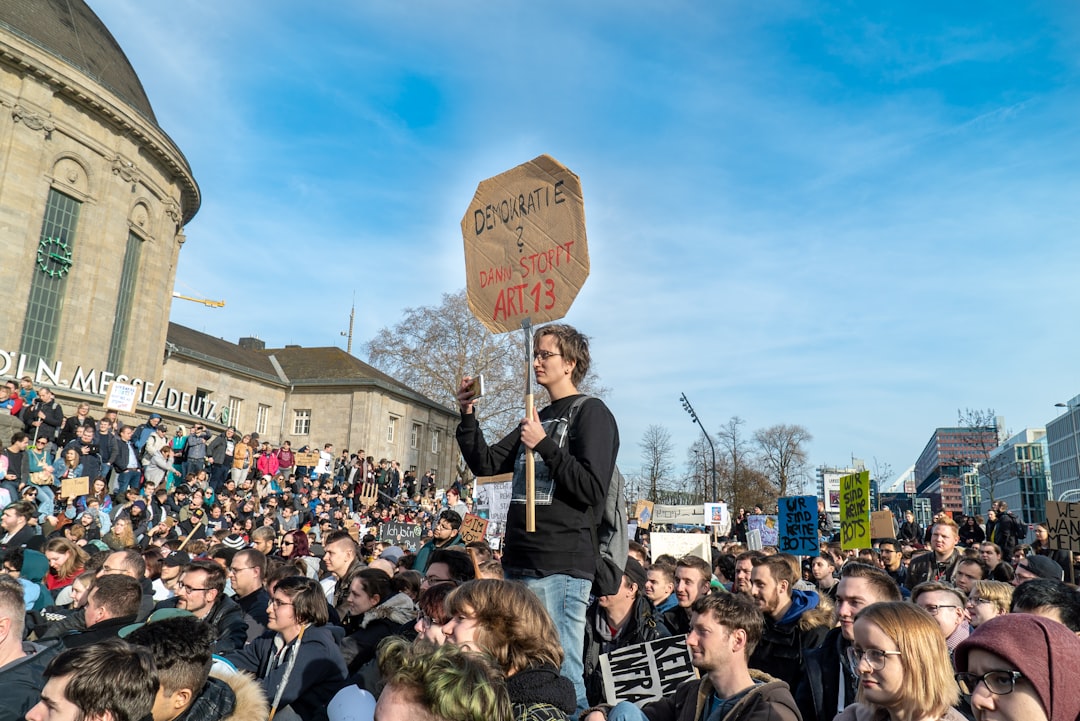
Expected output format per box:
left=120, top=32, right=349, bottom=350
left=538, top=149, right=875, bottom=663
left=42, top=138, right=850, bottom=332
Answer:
left=914, top=421, right=1003, bottom=515
left=975, top=428, right=1052, bottom=525
left=1047, top=395, right=1080, bottom=502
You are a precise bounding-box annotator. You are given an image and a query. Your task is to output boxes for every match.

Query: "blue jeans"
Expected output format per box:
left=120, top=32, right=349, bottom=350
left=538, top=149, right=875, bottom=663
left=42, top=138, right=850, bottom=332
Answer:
left=510, top=572, right=591, bottom=712
left=609, top=701, right=649, bottom=721
left=113, top=470, right=141, bottom=496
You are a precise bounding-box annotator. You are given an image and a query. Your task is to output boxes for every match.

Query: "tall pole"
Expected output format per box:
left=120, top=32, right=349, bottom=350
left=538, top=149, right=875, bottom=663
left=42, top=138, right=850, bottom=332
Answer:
left=680, top=393, right=717, bottom=502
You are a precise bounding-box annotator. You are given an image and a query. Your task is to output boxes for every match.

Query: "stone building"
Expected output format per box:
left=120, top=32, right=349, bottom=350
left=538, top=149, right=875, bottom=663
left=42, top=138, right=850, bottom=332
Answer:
left=0, top=1, right=198, bottom=382
left=0, top=2, right=459, bottom=481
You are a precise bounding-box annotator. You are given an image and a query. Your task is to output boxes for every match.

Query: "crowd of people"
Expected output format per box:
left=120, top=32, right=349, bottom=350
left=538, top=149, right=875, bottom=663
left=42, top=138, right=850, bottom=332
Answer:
left=2, top=322, right=1080, bottom=721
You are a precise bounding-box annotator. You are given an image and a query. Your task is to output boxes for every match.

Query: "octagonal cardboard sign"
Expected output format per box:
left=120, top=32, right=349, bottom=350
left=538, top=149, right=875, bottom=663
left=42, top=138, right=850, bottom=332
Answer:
left=461, top=154, right=589, bottom=334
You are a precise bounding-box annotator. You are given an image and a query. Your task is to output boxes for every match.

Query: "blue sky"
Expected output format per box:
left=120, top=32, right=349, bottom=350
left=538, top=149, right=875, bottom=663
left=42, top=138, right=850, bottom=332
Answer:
left=91, top=1, right=1080, bottom=488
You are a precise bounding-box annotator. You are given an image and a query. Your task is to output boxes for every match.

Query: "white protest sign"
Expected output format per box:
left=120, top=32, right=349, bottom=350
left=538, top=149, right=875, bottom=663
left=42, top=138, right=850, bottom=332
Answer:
left=601, top=635, right=698, bottom=707
left=649, top=532, right=711, bottom=563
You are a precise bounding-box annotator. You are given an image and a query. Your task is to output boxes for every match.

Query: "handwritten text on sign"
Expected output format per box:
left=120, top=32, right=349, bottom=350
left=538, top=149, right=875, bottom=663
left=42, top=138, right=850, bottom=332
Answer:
left=462, top=155, right=590, bottom=334
left=600, top=635, right=698, bottom=707
left=840, top=471, right=871, bottom=550
left=778, top=496, right=819, bottom=556
left=1046, top=501, right=1080, bottom=553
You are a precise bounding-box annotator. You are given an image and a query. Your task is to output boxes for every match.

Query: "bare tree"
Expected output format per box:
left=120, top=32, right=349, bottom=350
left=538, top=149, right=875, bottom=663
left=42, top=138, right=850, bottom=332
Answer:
left=639, top=425, right=675, bottom=503
left=717, top=416, right=751, bottom=512
left=953, top=408, right=1003, bottom=507
left=365, top=288, right=607, bottom=442
left=684, top=437, right=710, bottom=505
left=753, top=424, right=812, bottom=499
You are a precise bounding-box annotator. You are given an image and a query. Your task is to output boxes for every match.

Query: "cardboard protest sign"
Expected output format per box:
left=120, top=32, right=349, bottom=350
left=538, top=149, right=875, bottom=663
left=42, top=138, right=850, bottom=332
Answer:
left=61, top=475, right=89, bottom=499
left=104, top=381, right=138, bottom=412
left=295, top=452, right=320, bottom=467
left=871, top=511, right=896, bottom=539
left=461, top=155, right=589, bottom=334
left=840, top=471, right=871, bottom=550
left=778, top=496, right=819, bottom=556
left=634, top=500, right=655, bottom=529
left=601, top=635, right=698, bottom=707
left=459, top=513, right=490, bottom=544
left=747, top=515, right=779, bottom=547
left=475, top=479, right=512, bottom=540
left=356, top=481, right=379, bottom=507
left=649, top=532, right=710, bottom=563
left=1046, top=501, right=1080, bottom=553
left=652, top=505, right=705, bottom=526
left=380, top=522, right=423, bottom=550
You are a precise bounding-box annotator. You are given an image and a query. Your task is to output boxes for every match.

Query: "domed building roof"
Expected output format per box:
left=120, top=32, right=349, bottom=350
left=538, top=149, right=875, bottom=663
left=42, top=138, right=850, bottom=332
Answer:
left=0, top=0, right=156, bottom=123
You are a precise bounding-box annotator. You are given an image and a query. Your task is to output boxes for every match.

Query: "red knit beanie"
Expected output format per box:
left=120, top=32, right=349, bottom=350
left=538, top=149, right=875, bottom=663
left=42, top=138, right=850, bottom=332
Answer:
left=955, top=613, right=1080, bottom=721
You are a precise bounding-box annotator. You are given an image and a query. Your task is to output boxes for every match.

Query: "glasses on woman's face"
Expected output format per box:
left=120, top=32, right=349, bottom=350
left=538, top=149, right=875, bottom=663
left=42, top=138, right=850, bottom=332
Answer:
left=955, top=670, right=1025, bottom=696
left=966, top=596, right=993, bottom=607
left=846, top=646, right=902, bottom=671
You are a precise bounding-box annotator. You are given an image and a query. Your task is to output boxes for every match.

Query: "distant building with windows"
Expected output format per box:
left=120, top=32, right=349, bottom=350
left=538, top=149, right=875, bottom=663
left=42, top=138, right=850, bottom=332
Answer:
left=1047, top=396, right=1080, bottom=502
left=975, top=428, right=1051, bottom=525
left=914, top=422, right=1003, bottom=515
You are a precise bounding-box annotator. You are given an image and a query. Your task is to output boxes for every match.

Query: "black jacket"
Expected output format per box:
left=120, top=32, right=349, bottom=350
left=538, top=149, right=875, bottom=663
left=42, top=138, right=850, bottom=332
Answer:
left=905, top=549, right=961, bottom=590
left=23, top=398, right=63, bottom=440
left=0, top=641, right=63, bottom=721
left=157, top=595, right=249, bottom=653
left=795, top=626, right=857, bottom=721
left=583, top=594, right=671, bottom=705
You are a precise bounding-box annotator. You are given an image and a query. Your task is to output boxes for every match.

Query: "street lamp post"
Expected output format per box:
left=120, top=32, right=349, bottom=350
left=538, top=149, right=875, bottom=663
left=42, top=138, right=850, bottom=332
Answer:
left=680, top=393, right=717, bottom=502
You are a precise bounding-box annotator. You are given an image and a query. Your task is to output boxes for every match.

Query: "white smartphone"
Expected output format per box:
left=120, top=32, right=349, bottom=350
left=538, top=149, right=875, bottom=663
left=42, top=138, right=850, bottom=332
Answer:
left=466, top=374, right=485, bottom=399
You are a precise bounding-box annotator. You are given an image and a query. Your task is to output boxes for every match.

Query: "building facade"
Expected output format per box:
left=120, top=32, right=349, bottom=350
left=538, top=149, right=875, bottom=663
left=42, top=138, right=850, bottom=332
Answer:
left=976, top=428, right=1051, bottom=525
left=1047, top=396, right=1080, bottom=502
left=914, top=422, right=1003, bottom=515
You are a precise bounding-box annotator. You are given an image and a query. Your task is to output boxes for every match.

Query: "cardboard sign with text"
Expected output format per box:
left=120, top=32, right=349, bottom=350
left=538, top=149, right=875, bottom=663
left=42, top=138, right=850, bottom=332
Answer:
left=294, top=452, right=320, bottom=467
left=601, top=635, right=698, bottom=707
left=840, top=471, right=871, bottom=550
left=61, top=475, right=90, bottom=499
left=778, top=496, right=819, bottom=556
left=475, top=479, right=512, bottom=541
left=1046, top=501, right=1080, bottom=553
left=652, top=504, right=705, bottom=526
left=459, top=513, right=490, bottom=544
left=462, top=155, right=590, bottom=334
left=871, top=511, right=896, bottom=539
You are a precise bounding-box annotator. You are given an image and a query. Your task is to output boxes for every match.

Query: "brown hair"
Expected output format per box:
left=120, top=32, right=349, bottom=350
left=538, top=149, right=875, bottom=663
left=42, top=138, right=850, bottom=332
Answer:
left=692, top=591, right=764, bottom=658
left=445, top=579, right=562, bottom=674
left=44, top=537, right=88, bottom=580
left=537, top=324, right=591, bottom=386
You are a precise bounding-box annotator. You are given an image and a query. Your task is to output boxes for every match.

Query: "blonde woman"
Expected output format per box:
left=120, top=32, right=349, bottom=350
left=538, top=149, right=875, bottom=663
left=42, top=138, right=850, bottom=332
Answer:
left=965, top=580, right=1012, bottom=628
left=103, top=515, right=137, bottom=550
left=838, top=601, right=963, bottom=721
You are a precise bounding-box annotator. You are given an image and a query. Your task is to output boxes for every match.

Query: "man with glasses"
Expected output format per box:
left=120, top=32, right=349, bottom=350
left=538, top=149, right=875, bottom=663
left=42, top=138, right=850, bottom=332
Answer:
left=456, top=323, right=620, bottom=711
left=1012, top=554, right=1064, bottom=585
left=170, top=560, right=248, bottom=653
left=228, top=548, right=269, bottom=640
left=420, top=548, right=475, bottom=591
left=912, top=581, right=969, bottom=657
left=412, top=509, right=464, bottom=573
left=876, top=539, right=908, bottom=590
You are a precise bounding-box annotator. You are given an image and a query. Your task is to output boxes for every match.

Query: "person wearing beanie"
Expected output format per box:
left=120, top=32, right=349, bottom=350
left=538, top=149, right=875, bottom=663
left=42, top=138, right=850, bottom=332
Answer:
left=1013, top=554, right=1064, bottom=585
left=955, top=613, right=1080, bottom=721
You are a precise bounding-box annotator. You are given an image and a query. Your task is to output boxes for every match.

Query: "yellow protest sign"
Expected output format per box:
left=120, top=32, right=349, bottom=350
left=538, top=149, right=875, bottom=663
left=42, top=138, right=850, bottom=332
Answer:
left=840, top=471, right=870, bottom=550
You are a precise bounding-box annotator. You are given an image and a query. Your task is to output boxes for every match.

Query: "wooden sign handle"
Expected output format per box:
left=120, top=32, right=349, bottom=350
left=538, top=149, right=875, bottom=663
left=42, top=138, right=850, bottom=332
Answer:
left=177, top=517, right=204, bottom=551
left=525, top=392, right=536, bottom=532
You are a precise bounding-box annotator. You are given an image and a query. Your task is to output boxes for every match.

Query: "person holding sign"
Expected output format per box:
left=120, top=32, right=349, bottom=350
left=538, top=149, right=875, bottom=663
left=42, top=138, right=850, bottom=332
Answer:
left=456, top=324, right=619, bottom=711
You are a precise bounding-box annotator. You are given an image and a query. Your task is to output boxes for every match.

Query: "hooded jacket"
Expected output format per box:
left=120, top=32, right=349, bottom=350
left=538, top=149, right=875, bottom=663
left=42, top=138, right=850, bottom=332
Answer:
left=640, top=670, right=800, bottom=721
left=795, top=626, right=857, bottom=721
left=224, top=623, right=347, bottom=721
left=174, top=671, right=269, bottom=721
left=583, top=594, right=671, bottom=705
left=339, top=591, right=416, bottom=673
left=748, top=589, right=831, bottom=691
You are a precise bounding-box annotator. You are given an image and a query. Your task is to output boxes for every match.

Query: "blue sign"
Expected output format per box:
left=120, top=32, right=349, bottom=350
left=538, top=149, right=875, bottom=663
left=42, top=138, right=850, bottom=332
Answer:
left=778, top=495, right=819, bottom=556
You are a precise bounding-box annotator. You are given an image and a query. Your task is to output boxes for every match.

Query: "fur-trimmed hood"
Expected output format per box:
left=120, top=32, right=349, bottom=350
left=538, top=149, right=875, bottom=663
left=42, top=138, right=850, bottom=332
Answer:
left=215, top=669, right=269, bottom=721
left=360, top=591, right=415, bottom=629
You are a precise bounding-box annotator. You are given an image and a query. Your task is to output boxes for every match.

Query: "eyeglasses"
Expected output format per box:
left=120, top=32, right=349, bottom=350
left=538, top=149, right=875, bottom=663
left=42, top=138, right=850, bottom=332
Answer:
left=919, top=604, right=960, bottom=616
left=424, top=575, right=452, bottom=585
left=966, top=597, right=994, bottom=607
left=269, top=597, right=293, bottom=608
left=846, top=647, right=902, bottom=671
left=228, top=566, right=256, bottom=576
left=532, top=350, right=563, bottom=361
left=176, top=582, right=209, bottom=593
left=955, top=670, right=1025, bottom=696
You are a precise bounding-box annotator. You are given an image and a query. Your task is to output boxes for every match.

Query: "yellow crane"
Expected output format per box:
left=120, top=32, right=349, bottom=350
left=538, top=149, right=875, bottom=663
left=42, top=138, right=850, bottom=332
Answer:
left=172, top=292, right=225, bottom=308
